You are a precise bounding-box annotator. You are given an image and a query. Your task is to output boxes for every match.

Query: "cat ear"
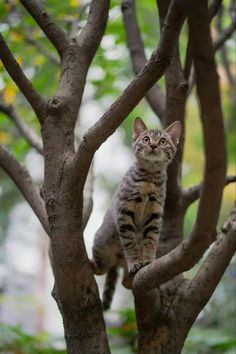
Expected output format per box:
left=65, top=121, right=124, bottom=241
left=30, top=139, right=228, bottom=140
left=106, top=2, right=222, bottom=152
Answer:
left=133, top=117, right=147, bottom=140
left=165, top=121, right=182, bottom=145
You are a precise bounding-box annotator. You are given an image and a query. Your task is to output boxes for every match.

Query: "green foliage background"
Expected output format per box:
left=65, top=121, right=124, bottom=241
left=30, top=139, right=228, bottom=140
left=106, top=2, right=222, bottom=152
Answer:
left=0, top=0, right=235, bottom=353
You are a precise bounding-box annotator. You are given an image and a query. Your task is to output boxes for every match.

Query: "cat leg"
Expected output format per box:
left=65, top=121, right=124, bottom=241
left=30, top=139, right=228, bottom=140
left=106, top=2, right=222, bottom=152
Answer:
left=122, top=266, right=132, bottom=289
left=142, top=212, right=162, bottom=264
left=92, top=215, right=119, bottom=275
left=117, top=207, right=142, bottom=276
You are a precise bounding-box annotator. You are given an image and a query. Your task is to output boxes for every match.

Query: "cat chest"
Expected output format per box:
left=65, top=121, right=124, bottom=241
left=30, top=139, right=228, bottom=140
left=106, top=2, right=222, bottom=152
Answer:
left=131, top=183, right=165, bottom=230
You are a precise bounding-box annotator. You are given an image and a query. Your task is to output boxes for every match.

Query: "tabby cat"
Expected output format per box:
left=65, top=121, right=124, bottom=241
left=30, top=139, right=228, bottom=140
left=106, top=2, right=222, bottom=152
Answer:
left=92, top=117, right=181, bottom=309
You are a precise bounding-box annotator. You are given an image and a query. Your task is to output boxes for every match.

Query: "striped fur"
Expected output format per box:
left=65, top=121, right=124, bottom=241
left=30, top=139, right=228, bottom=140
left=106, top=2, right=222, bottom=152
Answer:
left=92, top=118, right=181, bottom=309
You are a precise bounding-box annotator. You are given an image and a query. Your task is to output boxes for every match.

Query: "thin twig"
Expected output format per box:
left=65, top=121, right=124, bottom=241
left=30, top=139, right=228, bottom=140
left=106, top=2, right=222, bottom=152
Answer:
left=0, top=100, right=43, bottom=155
left=122, top=0, right=165, bottom=120
left=182, top=176, right=236, bottom=210
left=0, top=33, right=47, bottom=123
left=24, top=30, right=59, bottom=65
left=19, top=0, right=69, bottom=57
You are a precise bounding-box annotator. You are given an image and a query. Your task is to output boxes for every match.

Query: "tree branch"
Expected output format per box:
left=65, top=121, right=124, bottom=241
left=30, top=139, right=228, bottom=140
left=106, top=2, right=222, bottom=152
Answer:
left=55, top=0, right=110, bottom=116
left=0, top=100, right=43, bottom=155
left=82, top=163, right=94, bottom=230
left=214, top=19, right=236, bottom=51
left=133, top=0, right=227, bottom=292
left=187, top=204, right=236, bottom=314
left=77, top=0, right=110, bottom=62
left=184, top=0, right=223, bottom=80
left=19, top=0, right=69, bottom=58
left=73, top=0, right=185, bottom=189
left=0, top=145, right=49, bottom=234
left=182, top=176, right=236, bottom=210
left=0, top=33, right=47, bottom=122
left=122, top=0, right=165, bottom=120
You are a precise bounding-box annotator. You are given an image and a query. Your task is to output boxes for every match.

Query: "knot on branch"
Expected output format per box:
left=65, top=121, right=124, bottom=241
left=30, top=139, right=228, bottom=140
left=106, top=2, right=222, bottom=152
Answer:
left=47, top=95, right=69, bottom=116
left=152, top=51, right=171, bottom=71
left=221, top=203, right=236, bottom=234
left=179, top=80, right=189, bottom=93
left=121, top=1, right=130, bottom=12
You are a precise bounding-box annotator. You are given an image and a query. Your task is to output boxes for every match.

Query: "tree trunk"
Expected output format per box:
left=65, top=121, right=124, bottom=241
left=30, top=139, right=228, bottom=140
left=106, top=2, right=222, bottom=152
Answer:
left=40, top=109, right=110, bottom=354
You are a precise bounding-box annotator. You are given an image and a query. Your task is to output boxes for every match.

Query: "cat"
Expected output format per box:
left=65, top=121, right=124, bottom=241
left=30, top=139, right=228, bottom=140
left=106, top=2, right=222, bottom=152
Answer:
left=92, top=117, right=181, bottom=310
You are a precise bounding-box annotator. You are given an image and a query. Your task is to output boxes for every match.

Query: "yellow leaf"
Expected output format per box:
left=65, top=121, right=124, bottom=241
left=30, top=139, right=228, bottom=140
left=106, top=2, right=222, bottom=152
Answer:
left=70, top=0, right=80, bottom=7
left=0, top=131, right=12, bottom=144
left=11, top=31, right=23, bottom=42
left=33, top=55, right=45, bottom=66
left=16, top=56, right=23, bottom=66
left=3, top=85, right=17, bottom=104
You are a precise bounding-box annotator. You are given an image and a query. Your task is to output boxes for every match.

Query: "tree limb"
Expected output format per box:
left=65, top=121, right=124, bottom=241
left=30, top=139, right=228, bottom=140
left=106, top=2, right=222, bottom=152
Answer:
left=82, top=163, right=94, bottom=230
left=122, top=0, right=165, bottom=120
left=182, top=176, right=236, bottom=210
left=0, top=145, right=49, bottom=234
left=0, top=33, right=47, bottom=122
left=214, top=18, right=236, bottom=51
left=73, top=0, right=185, bottom=190
left=186, top=204, right=236, bottom=315
left=54, top=0, right=109, bottom=117
left=133, top=0, right=227, bottom=292
left=184, top=0, right=223, bottom=80
left=0, top=100, right=43, bottom=155
left=77, top=0, right=110, bottom=63
left=19, top=0, right=69, bottom=58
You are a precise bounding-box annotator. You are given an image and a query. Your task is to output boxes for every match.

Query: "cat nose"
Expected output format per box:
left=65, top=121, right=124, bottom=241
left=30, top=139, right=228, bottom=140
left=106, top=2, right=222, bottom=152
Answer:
left=150, top=143, right=158, bottom=149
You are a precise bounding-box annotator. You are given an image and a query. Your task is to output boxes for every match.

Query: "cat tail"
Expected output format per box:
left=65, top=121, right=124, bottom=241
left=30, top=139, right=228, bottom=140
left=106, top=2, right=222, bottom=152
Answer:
left=102, top=266, right=118, bottom=311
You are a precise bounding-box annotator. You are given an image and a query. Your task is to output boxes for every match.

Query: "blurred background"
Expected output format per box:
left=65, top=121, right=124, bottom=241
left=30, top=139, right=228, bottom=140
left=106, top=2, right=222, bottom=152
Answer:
left=0, top=0, right=235, bottom=353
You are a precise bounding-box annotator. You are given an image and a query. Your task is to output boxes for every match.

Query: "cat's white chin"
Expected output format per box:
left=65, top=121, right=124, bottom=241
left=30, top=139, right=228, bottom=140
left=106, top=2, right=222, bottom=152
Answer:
left=144, top=154, right=166, bottom=162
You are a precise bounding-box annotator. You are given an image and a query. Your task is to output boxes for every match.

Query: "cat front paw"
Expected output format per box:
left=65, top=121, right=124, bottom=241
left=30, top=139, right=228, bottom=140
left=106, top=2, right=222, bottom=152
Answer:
left=142, top=259, right=152, bottom=266
left=90, top=259, right=105, bottom=275
left=128, top=261, right=145, bottom=276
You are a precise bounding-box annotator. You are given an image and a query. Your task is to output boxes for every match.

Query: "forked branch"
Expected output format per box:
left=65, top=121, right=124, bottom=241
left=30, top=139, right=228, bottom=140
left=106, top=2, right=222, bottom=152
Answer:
left=0, top=145, right=49, bottom=234
left=55, top=0, right=109, bottom=116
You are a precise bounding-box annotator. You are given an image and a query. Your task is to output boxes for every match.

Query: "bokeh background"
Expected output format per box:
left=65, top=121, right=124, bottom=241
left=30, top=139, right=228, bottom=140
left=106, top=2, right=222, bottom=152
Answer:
left=0, top=0, right=235, bottom=353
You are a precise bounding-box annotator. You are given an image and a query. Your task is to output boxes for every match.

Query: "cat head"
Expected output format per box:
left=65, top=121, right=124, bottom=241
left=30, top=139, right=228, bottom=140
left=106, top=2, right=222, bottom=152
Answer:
left=133, top=117, right=182, bottom=164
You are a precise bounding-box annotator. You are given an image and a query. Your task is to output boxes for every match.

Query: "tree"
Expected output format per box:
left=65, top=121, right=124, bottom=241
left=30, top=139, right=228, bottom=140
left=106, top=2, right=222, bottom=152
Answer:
left=0, top=0, right=235, bottom=353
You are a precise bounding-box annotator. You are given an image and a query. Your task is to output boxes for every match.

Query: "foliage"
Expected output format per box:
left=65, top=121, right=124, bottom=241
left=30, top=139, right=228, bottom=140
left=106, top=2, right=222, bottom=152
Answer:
left=0, top=170, right=21, bottom=252
left=183, top=327, right=236, bottom=354
left=0, top=323, right=66, bottom=354
left=108, top=308, right=137, bottom=354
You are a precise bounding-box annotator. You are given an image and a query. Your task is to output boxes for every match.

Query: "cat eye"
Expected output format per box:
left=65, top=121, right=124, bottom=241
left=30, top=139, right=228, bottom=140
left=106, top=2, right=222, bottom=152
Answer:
left=142, top=136, right=150, bottom=143
left=159, top=138, right=167, bottom=145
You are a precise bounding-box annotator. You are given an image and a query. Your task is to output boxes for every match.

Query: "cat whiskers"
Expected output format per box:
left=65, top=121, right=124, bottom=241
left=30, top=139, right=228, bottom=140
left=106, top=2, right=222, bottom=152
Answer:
left=160, top=150, right=169, bottom=163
